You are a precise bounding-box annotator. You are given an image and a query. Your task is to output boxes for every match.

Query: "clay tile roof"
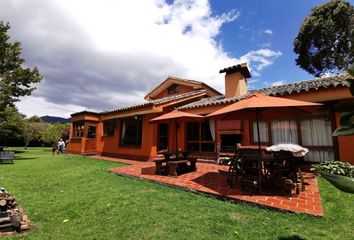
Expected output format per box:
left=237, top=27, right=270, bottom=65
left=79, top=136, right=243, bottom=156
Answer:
left=219, top=63, right=251, bottom=78
left=71, top=110, right=99, bottom=117
left=256, top=73, right=351, bottom=96
left=178, top=74, right=352, bottom=110
left=102, top=89, right=206, bottom=114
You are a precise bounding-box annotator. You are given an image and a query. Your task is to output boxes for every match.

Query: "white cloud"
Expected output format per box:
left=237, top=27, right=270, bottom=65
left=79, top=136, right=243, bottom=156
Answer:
left=0, top=0, right=282, bottom=117
left=239, top=49, right=282, bottom=76
left=270, top=80, right=286, bottom=87
left=16, top=96, right=88, bottom=118
left=264, top=29, right=273, bottom=35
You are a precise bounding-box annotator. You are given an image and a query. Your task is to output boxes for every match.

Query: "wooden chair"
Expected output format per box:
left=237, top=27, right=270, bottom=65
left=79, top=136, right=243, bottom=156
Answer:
left=239, top=149, right=263, bottom=192
left=227, top=147, right=242, bottom=187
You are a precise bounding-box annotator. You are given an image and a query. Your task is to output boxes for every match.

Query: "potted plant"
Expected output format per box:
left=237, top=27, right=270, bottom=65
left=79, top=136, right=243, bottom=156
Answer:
left=315, top=161, right=354, bottom=193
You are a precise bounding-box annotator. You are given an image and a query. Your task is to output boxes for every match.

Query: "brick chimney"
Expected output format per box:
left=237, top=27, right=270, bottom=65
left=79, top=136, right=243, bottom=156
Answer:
left=220, top=63, right=251, bottom=98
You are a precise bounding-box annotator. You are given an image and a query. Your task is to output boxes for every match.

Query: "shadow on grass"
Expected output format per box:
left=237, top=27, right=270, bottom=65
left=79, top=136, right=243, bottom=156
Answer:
left=15, top=157, right=39, bottom=160
left=13, top=150, right=25, bottom=154
left=278, top=236, right=305, bottom=240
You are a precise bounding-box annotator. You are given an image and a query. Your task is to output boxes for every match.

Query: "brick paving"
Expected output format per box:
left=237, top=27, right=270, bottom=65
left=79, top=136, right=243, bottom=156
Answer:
left=91, top=155, right=324, bottom=216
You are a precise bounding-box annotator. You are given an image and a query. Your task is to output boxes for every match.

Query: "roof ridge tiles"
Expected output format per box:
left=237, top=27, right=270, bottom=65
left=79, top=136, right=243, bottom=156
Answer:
left=178, top=74, right=352, bottom=110
left=101, top=89, right=206, bottom=114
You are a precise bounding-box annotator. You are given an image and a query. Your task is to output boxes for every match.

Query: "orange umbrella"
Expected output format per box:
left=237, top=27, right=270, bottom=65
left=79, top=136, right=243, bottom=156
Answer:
left=207, top=93, right=322, bottom=148
left=207, top=93, right=322, bottom=189
left=150, top=110, right=204, bottom=151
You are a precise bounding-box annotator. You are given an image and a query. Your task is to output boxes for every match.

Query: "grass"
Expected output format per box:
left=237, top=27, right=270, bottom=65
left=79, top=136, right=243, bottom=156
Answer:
left=0, top=148, right=353, bottom=240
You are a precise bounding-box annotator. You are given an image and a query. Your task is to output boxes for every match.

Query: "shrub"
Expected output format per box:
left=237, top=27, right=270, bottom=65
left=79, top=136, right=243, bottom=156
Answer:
left=317, top=161, right=354, bottom=178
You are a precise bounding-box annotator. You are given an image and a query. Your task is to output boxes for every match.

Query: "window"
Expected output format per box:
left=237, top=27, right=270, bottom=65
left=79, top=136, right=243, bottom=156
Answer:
left=168, top=84, right=180, bottom=95
left=104, top=121, right=115, bottom=137
left=120, top=116, right=143, bottom=147
left=251, top=115, right=334, bottom=162
left=87, top=126, right=96, bottom=138
left=252, top=121, right=269, bottom=143
left=157, top=124, right=169, bottom=151
left=186, top=120, right=215, bottom=152
left=73, top=121, right=84, bottom=137
left=300, top=118, right=334, bottom=162
left=271, top=120, right=298, bottom=144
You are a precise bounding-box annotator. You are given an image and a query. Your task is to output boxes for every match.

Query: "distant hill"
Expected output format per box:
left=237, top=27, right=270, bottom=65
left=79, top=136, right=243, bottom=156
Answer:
left=41, top=116, right=70, bottom=123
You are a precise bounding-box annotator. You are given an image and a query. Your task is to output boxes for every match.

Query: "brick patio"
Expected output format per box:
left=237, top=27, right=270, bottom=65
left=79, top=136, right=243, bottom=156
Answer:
left=91, top=155, right=324, bottom=216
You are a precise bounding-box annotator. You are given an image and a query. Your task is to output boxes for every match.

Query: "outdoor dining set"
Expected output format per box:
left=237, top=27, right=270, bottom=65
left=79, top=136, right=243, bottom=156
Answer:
left=153, top=151, right=197, bottom=176
left=227, top=143, right=308, bottom=195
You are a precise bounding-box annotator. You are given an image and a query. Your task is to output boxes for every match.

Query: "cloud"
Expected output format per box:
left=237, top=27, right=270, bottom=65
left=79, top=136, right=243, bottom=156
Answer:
left=239, top=49, right=282, bottom=76
left=270, top=80, right=286, bottom=87
left=0, top=0, right=281, bottom=117
left=264, top=29, right=273, bottom=35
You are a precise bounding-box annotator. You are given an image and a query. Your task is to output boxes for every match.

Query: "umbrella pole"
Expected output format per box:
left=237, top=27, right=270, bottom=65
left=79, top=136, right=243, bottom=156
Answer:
left=256, top=111, right=261, bottom=151
left=175, top=118, right=178, bottom=152
left=256, top=110, right=263, bottom=190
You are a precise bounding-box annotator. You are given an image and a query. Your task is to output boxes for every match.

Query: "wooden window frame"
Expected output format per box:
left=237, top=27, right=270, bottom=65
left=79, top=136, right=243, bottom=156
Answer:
left=167, top=84, right=180, bottom=95
left=157, top=123, right=169, bottom=151
left=185, top=120, right=215, bottom=153
left=103, top=120, right=115, bottom=137
left=119, top=116, right=143, bottom=148
left=73, top=121, right=84, bottom=138
left=87, top=125, right=96, bottom=138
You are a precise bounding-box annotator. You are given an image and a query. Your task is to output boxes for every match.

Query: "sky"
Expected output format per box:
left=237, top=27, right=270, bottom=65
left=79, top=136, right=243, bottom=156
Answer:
left=0, top=0, right=353, bottom=118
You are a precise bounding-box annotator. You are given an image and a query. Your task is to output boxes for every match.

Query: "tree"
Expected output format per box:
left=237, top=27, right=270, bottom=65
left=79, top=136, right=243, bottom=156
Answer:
left=41, top=123, right=69, bottom=146
left=294, top=0, right=354, bottom=138
left=0, top=107, right=24, bottom=145
left=61, top=127, right=70, bottom=141
left=0, top=21, right=42, bottom=111
left=22, top=117, right=48, bottom=148
left=294, top=0, right=354, bottom=77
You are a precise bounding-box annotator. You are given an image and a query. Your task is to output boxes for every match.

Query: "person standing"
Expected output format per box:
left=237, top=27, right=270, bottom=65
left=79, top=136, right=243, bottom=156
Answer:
left=58, top=139, right=65, bottom=154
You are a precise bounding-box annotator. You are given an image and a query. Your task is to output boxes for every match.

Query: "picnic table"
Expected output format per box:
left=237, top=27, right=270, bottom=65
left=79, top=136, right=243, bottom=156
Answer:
left=229, top=144, right=307, bottom=194
left=154, top=151, right=197, bottom=176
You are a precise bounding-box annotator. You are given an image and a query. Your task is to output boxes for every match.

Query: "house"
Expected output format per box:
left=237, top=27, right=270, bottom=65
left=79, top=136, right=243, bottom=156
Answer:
left=68, top=64, right=354, bottom=164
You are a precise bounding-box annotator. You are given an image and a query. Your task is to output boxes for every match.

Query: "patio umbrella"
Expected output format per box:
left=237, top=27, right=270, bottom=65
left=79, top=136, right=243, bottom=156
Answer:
left=207, top=93, right=322, bottom=188
left=150, top=109, right=204, bottom=151
left=207, top=93, right=322, bottom=150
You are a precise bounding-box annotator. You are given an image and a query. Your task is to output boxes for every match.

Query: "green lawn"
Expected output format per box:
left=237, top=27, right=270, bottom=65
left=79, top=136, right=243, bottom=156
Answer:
left=0, top=148, right=353, bottom=240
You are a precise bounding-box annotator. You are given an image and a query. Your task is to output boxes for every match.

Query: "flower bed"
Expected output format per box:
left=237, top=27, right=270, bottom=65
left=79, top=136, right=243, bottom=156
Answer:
left=316, top=161, right=354, bottom=193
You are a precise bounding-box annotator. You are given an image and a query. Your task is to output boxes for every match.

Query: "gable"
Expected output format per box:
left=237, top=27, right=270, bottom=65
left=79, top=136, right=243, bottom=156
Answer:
left=145, top=76, right=221, bottom=100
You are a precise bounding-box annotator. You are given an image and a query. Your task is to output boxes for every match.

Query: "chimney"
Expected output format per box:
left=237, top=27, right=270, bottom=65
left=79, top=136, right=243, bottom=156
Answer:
left=219, top=63, right=251, bottom=98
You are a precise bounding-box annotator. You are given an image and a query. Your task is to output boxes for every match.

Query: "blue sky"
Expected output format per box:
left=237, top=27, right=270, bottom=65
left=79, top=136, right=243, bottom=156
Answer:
left=0, top=0, right=353, bottom=117
left=211, top=0, right=353, bottom=88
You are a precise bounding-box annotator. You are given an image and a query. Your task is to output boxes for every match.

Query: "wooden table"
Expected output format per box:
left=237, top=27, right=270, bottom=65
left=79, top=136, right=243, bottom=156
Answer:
left=160, top=151, right=191, bottom=161
left=154, top=151, right=195, bottom=176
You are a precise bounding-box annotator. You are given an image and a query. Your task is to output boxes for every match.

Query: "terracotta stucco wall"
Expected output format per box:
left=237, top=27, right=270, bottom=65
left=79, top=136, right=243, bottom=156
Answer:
left=98, top=114, right=158, bottom=160
left=335, top=112, right=354, bottom=165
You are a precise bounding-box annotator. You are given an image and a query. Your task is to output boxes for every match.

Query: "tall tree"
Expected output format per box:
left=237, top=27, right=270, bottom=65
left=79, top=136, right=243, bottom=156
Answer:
left=294, top=0, right=354, bottom=77
left=41, top=123, right=69, bottom=146
left=0, top=107, right=24, bottom=145
left=0, top=21, right=42, bottom=111
left=294, top=0, right=354, bottom=137
left=22, top=116, right=48, bottom=148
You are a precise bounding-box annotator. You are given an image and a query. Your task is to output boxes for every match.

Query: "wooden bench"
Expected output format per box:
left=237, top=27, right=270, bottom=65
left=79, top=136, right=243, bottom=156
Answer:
left=153, top=159, right=167, bottom=175
left=167, top=160, right=188, bottom=176
left=0, top=151, right=15, bottom=164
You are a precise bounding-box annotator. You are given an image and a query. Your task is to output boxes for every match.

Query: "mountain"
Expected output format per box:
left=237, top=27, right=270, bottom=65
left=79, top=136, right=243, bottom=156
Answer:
left=41, top=115, right=70, bottom=123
